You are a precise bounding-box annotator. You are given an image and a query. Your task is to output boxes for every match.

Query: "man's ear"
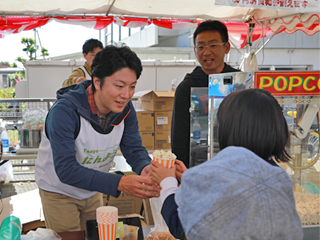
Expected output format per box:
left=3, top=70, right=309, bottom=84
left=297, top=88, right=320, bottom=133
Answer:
left=83, top=53, right=87, bottom=60
left=225, top=42, right=231, bottom=54
left=93, top=76, right=101, bottom=90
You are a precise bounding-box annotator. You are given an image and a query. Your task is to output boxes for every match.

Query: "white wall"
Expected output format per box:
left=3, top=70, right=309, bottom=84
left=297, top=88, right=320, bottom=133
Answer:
left=228, top=48, right=320, bottom=70
left=17, top=60, right=199, bottom=98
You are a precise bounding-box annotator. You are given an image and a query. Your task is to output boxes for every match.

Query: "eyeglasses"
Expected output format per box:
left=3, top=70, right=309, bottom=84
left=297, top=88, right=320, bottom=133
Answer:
left=194, top=42, right=226, bottom=52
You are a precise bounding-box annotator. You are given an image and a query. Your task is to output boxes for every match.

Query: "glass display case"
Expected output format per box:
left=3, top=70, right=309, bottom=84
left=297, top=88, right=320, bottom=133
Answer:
left=189, top=87, right=209, bottom=167
left=204, top=70, right=320, bottom=230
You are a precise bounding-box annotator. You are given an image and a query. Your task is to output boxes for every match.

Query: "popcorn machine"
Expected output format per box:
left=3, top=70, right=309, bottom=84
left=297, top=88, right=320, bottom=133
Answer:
left=204, top=70, right=320, bottom=228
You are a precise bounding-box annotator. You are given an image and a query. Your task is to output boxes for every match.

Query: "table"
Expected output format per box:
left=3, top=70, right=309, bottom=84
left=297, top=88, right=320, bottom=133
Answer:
left=2, top=152, right=38, bottom=160
left=0, top=153, right=38, bottom=167
left=58, top=231, right=86, bottom=240
left=57, top=225, right=153, bottom=240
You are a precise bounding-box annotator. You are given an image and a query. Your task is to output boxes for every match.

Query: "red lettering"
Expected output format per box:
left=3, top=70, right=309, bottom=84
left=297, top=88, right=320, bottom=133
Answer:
left=294, top=0, right=301, bottom=7
left=232, top=0, right=240, bottom=3
left=287, top=0, right=293, bottom=7
left=258, top=0, right=265, bottom=5
left=266, top=0, right=273, bottom=5
left=302, top=0, right=308, bottom=7
left=280, top=0, right=287, bottom=6
left=250, top=0, right=257, bottom=3
left=273, top=0, right=280, bottom=6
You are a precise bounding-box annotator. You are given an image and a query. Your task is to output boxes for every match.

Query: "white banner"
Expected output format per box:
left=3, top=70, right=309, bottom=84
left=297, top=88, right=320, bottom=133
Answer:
left=215, top=0, right=320, bottom=13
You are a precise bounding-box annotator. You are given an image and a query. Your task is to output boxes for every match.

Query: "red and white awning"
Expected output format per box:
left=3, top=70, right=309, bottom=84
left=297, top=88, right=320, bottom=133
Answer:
left=268, top=13, right=320, bottom=35
left=0, top=14, right=319, bottom=49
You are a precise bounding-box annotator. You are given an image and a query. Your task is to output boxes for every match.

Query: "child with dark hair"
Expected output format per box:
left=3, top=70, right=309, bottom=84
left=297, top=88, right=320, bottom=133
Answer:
left=151, top=88, right=303, bottom=240
left=62, top=38, right=103, bottom=87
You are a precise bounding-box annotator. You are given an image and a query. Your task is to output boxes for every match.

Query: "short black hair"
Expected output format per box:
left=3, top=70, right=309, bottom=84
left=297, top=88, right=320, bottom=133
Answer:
left=91, top=44, right=142, bottom=92
left=193, top=20, right=229, bottom=45
left=82, top=38, right=103, bottom=54
left=217, top=89, right=291, bottom=163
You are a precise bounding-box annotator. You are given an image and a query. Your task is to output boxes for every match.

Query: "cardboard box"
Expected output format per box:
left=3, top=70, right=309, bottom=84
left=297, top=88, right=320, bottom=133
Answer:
left=103, top=192, right=143, bottom=216
left=134, top=90, right=175, bottom=111
left=155, top=111, right=172, bottom=131
left=136, top=109, right=154, bottom=131
left=154, top=130, right=171, bottom=149
left=103, top=172, right=143, bottom=216
left=140, top=131, right=155, bottom=150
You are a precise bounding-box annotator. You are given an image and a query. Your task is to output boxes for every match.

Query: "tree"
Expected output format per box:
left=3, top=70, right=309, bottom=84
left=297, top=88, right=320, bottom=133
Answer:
left=21, top=37, right=50, bottom=61
left=10, top=62, right=18, bottom=68
left=0, top=61, right=10, bottom=67
left=0, top=35, right=49, bottom=99
left=41, top=47, right=49, bottom=58
left=21, top=37, right=39, bottom=60
left=8, top=72, right=25, bottom=87
left=15, top=56, right=26, bottom=63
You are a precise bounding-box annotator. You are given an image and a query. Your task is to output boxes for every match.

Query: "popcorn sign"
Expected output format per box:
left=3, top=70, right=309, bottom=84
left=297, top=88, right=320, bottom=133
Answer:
left=254, top=71, right=320, bottom=96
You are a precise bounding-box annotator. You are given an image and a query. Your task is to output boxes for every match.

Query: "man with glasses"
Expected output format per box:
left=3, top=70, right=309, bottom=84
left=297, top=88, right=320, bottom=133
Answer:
left=171, top=20, right=241, bottom=168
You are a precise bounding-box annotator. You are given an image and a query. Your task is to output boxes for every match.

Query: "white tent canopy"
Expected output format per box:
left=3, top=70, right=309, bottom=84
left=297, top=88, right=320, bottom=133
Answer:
left=1, top=0, right=319, bottom=69
left=1, top=0, right=319, bottom=39
left=1, top=0, right=319, bottom=22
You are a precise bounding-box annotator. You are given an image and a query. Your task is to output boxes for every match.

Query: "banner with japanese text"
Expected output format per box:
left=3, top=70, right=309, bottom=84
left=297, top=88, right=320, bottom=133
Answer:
left=254, top=71, right=320, bottom=96
left=215, top=0, right=319, bottom=13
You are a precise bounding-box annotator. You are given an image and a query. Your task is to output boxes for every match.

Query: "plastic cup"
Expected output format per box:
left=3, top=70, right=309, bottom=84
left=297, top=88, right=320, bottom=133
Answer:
left=118, top=225, right=139, bottom=240
left=96, top=206, right=118, bottom=240
left=153, top=156, right=175, bottom=169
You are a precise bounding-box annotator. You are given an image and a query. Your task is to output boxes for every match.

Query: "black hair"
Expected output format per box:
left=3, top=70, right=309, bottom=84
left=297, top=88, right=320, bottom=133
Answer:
left=82, top=38, right=103, bottom=54
left=217, top=89, right=291, bottom=163
left=91, top=44, right=142, bottom=92
left=193, top=20, right=229, bottom=45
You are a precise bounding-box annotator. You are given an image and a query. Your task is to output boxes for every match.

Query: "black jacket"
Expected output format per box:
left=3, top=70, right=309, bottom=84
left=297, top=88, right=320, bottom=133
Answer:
left=171, top=64, right=240, bottom=168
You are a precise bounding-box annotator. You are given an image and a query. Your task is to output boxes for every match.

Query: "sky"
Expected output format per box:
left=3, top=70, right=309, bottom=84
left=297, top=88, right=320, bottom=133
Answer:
left=0, top=20, right=100, bottom=68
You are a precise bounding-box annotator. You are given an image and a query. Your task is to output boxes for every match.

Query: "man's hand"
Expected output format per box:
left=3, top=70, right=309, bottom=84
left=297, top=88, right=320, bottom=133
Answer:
left=174, top=159, right=187, bottom=182
left=150, top=160, right=176, bottom=184
left=75, top=77, right=87, bottom=84
left=118, top=175, right=160, bottom=199
left=141, top=165, right=151, bottom=177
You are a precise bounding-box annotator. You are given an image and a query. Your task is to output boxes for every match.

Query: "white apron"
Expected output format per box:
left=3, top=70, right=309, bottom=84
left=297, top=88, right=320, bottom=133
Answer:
left=35, top=116, right=124, bottom=200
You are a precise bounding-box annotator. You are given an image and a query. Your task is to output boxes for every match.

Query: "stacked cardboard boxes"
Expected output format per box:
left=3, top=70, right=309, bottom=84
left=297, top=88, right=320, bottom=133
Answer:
left=135, top=91, right=175, bottom=150
left=136, top=109, right=155, bottom=150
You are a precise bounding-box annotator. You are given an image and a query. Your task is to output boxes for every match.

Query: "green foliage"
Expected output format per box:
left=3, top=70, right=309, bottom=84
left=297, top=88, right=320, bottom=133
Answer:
left=41, top=47, right=49, bottom=57
left=0, top=61, right=10, bottom=67
left=8, top=72, right=25, bottom=87
left=0, top=88, right=15, bottom=99
left=20, top=37, right=50, bottom=60
left=10, top=62, right=18, bottom=68
left=16, top=56, right=26, bottom=63
left=21, top=37, right=39, bottom=60
left=0, top=88, right=17, bottom=113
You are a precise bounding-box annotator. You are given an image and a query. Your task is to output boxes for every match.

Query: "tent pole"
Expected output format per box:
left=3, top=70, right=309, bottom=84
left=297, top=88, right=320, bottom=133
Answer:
left=255, top=28, right=282, bottom=55
left=229, top=40, right=243, bottom=57
left=106, top=0, right=116, bottom=16
left=246, top=23, right=255, bottom=53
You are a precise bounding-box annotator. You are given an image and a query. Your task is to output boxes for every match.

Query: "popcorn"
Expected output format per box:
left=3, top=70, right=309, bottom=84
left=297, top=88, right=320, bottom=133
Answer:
left=294, top=190, right=320, bottom=225
left=153, top=150, right=176, bottom=160
left=152, top=150, right=176, bottom=169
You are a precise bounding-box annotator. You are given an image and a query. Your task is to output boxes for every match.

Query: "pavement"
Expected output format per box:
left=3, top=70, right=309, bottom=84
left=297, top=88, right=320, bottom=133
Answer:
left=1, top=159, right=37, bottom=199
left=1, top=179, right=38, bottom=199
